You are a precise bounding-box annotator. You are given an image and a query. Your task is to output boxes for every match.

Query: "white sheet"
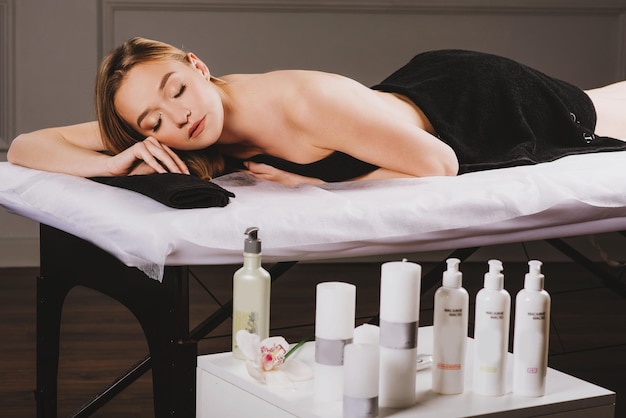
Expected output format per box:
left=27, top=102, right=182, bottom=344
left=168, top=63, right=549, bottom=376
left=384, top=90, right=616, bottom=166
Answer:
left=2, top=151, right=626, bottom=281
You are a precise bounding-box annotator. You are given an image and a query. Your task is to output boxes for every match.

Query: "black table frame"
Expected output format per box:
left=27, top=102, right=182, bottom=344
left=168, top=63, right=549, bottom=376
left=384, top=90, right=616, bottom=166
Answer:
left=35, top=224, right=626, bottom=417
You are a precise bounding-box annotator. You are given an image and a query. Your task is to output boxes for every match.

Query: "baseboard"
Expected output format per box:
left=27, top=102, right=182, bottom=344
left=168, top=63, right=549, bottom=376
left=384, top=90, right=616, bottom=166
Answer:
left=0, top=237, right=39, bottom=267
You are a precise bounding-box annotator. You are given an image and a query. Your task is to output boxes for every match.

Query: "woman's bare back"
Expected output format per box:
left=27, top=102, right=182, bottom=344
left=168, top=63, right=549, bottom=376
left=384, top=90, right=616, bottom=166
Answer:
left=218, top=70, right=447, bottom=169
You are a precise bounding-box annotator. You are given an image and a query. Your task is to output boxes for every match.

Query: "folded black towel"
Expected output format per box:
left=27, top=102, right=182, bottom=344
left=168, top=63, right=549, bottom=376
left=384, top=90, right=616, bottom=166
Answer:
left=90, top=173, right=235, bottom=209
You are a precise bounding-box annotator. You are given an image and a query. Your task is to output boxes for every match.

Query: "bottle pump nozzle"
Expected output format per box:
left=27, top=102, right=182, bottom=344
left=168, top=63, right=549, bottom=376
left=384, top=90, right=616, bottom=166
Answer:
left=443, top=258, right=462, bottom=288
left=484, top=259, right=504, bottom=290
left=244, top=226, right=262, bottom=254
left=524, top=260, right=544, bottom=291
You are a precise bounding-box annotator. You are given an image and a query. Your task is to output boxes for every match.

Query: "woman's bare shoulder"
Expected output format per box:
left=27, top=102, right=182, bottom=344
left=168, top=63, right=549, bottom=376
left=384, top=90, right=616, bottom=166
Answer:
left=260, top=70, right=367, bottom=110
left=228, top=69, right=365, bottom=126
left=244, top=69, right=362, bottom=92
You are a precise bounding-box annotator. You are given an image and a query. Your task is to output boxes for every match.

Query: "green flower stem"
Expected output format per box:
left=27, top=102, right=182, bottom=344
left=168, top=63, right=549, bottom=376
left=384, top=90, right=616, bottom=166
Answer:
left=284, top=335, right=314, bottom=361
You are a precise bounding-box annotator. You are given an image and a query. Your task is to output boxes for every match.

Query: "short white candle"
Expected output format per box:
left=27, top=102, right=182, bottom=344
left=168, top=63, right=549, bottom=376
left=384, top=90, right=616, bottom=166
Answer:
left=378, top=259, right=421, bottom=408
left=353, top=324, right=380, bottom=345
left=344, top=343, right=380, bottom=418
left=314, top=281, right=356, bottom=401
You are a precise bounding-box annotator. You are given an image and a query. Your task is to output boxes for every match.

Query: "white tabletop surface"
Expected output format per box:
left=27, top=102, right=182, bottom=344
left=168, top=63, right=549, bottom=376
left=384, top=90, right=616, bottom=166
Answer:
left=197, top=326, right=615, bottom=417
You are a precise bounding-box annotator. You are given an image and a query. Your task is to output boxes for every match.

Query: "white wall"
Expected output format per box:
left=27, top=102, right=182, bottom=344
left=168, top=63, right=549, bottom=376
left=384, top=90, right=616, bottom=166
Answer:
left=2, top=0, right=626, bottom=266
left=0, top=0, right=100, bottom=266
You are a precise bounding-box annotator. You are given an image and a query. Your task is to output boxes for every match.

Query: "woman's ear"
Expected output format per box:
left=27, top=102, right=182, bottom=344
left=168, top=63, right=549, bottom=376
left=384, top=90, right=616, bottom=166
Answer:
left=186, top=52, right=211, bottom=80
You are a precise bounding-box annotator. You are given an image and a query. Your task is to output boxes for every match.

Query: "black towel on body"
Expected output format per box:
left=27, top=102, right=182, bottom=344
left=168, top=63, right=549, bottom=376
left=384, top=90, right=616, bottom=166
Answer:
left=247, top=151, right=379, bottom=182
left=90, top=173, right=235, bottom=209
left=372, top=49, right=626, bottom=174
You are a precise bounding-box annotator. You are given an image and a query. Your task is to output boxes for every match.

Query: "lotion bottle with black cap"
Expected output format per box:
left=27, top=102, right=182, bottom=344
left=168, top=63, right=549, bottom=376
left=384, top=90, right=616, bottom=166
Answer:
left=232, top=227, right=271, bottom=359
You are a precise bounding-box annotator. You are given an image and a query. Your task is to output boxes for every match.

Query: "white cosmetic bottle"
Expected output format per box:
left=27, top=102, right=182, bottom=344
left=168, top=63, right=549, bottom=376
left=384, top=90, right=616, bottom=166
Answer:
left=513, top=260, right=551, bottom=396
left=473, top=259, right=511, bottom=396
left=232, top=227, right=271, bottom=359
left=432, top=258, right=469, bottom=395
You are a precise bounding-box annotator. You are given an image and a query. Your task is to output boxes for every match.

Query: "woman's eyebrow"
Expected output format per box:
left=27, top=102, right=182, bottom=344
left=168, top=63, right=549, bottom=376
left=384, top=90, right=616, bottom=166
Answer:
left=136, top=71, right=176, bottom=128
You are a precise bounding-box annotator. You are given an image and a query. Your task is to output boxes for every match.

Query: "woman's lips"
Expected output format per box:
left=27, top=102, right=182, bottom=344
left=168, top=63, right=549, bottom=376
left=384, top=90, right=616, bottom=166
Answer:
left=189, top=116, right=206, bottom=139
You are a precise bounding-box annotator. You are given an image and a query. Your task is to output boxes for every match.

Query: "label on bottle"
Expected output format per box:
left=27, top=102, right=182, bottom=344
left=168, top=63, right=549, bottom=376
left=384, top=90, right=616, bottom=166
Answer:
left=527, top=311, right=546, bottom=320
left=233, top=309, right=258, bottom=335
left=444, top=308, right=464, bottom=317
left=436, top=363, right=462, bottom=370
left=485, top=310, right=505, bottom=320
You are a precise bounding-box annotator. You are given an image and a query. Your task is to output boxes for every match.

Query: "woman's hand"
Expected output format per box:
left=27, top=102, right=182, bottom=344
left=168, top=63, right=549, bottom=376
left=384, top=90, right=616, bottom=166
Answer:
left=106, top=137, right=190, bottom=176
left=244, top=161, right=324, bottom=186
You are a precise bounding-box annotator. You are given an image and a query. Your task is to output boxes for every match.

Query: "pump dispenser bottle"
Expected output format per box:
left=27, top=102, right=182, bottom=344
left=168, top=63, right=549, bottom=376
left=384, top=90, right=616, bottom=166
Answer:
left=432, top=258, right=469, bottom=394
left=232, top=227, right=271, bottom=359
left=473, top=259, right=511, bottom=396
left=513, top=260, right=551, bottom=396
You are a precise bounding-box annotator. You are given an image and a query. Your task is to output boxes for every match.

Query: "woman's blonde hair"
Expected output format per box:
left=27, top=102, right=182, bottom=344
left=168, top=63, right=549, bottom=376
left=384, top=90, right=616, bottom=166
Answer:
left=95, top=37, right=225, bottom=179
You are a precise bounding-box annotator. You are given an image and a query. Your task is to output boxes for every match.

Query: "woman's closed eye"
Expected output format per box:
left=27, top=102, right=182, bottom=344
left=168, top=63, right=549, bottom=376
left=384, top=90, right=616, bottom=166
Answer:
left=150, top=84, right=186, bottom=132
left=174, top=84, right=186, bottom=98
left=152, top=113, right=162, bottom=133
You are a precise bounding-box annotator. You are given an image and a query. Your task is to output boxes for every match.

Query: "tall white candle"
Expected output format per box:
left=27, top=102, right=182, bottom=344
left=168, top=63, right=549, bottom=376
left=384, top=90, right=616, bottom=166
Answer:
left=314, top=281, right=356, bottom=401
left=343, top=343, right=380, bottom=418
left=378, top=259, right=421, bottom=408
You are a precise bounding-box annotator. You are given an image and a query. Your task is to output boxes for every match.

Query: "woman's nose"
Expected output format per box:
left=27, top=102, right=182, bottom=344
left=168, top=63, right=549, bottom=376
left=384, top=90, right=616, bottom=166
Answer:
left=173, top=109, right=191, bottom=127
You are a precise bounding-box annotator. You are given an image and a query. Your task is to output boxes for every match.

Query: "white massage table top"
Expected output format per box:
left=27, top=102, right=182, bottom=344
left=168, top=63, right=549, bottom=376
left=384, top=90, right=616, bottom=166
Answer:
left=1, top=151, right=626, bottom=281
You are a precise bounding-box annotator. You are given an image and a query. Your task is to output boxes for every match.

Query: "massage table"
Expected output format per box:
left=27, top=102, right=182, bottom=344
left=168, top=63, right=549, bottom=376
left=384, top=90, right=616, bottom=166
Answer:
left=1, top=151, right=626, bottom=417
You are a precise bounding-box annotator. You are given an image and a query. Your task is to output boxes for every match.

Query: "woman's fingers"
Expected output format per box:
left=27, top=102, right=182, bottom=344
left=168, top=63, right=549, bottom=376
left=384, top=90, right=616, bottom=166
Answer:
left=244, top=161, right=323, bottom=186
left=123, top=138, right=190, bottom=175
left=107, top=138, right=191, bottom=176
left=141, top=137, right=190, bottom=174
left=128, top=161, right=158, bottom=175
left=130, top=144, right=167, bottom=174
left=162, top=143, right=191, bottom=174
left=244, top=162, right=281, bottom=180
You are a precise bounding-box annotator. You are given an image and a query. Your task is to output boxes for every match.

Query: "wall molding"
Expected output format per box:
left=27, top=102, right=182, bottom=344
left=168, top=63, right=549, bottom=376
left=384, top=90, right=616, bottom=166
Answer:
left=98, top=0, right=626, bottom=73
left=0, top=0, right=15, bottom=151
left=617, top=10, right=626, bottom=80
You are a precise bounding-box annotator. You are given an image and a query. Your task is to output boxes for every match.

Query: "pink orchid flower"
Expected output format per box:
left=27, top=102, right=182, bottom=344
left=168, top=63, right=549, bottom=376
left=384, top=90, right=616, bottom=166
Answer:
left=236, top=330, right=313, bottom=387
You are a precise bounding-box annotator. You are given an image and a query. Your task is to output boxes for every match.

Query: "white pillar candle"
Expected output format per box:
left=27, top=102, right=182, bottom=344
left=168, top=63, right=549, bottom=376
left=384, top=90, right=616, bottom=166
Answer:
left=353, top=324, right=380, bottom=345
left=343, top=343, right=380, bottom=418
left=378, top=259, right=421, bottom=408
left=314, top=281, right=356, bottom=401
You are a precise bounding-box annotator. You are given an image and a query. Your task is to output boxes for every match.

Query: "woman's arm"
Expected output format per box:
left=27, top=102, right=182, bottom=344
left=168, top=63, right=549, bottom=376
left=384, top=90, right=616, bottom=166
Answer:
left=7, top=121, right=189, bottom=176
left=585, top=80, right=626, bottom=140
left=245, top=161, right=418, bottom=186
left=8, top=122, right=109, bottom=176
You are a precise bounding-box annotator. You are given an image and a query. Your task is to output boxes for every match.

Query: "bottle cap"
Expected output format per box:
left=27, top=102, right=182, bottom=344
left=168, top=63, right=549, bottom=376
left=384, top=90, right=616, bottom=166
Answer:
left=484, top=259, right=504, bottom=290
left=442, top=258, right=462, bottom=288
left=244, top=226, right=262, bottom=254
left=524, top=260, right=544, bottom=291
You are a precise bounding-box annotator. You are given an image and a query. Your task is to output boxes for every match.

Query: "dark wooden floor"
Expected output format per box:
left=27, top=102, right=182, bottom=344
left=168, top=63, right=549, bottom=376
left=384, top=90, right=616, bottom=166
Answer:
left=1, top=261, right=625, bottom=417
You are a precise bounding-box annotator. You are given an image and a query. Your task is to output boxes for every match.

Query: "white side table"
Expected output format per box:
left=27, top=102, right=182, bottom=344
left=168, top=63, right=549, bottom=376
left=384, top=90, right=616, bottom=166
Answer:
left=196, top=326, right=615, bottom=417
